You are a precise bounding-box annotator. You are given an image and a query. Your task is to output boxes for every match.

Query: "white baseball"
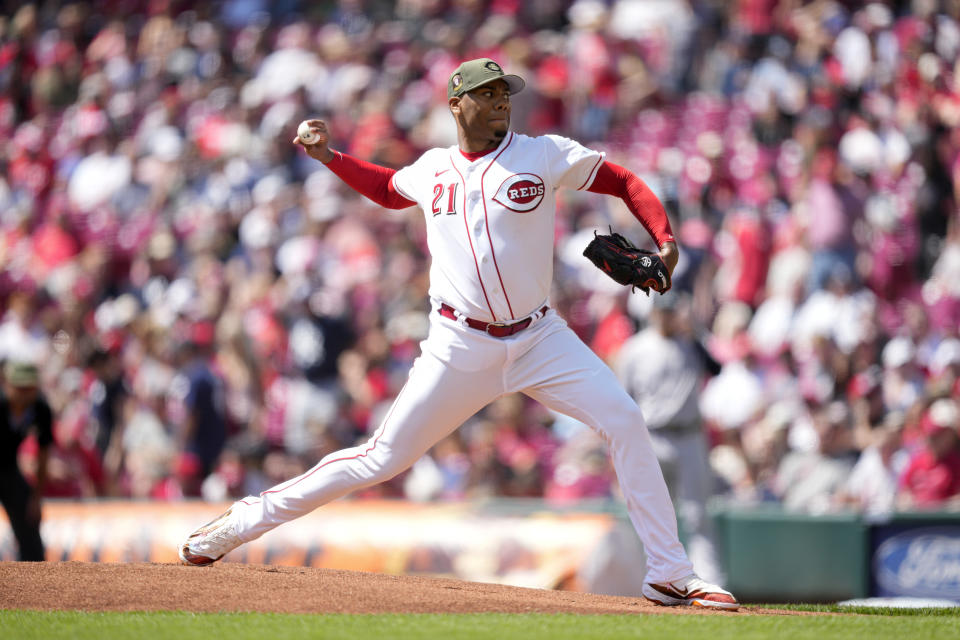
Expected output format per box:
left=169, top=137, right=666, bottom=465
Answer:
left=298, top=121, right=318, bottom=144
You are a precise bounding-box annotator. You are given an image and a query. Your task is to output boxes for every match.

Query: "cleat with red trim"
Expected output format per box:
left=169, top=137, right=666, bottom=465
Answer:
left=642, top=573, right=739, bottom=611
left=178, top=506, right=242, bottom=566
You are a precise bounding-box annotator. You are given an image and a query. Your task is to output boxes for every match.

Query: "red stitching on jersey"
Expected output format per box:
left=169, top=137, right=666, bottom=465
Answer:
left=576, top=155, right=604, bottom=190
left=253, top=378, right=410, bottom=500
left=450, top=155, right=496, bottom=320
left=480, top=132, right=515, bottom=319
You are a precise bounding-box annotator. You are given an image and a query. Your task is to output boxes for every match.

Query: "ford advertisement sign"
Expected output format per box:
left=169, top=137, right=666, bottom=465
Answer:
left=873, top=527, right=960, bottom=600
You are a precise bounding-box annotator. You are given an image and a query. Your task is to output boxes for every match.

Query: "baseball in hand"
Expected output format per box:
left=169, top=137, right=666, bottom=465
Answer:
left=297, top=121, right=318, bottom=144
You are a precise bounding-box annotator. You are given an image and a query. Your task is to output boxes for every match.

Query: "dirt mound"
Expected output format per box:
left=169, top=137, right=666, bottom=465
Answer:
left=0, top=562, right=808, bottom=616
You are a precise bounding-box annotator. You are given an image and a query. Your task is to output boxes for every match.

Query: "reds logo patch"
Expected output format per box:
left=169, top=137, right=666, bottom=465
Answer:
left=493, top=173, right=546, bottom=213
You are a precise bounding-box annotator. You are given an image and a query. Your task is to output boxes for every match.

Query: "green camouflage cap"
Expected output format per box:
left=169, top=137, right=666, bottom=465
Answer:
left=448, top=58, right=525, bottom=99
left=4, top=360, right=39, bottom=387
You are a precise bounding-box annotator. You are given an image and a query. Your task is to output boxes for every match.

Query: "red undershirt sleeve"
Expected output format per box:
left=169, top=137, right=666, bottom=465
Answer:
left=587, top=161, right=676, bottom=248
left=325, top=151, right=417, bottom=210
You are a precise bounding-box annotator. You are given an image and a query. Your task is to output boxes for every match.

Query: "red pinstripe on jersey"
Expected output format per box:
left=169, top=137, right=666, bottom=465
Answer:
left=449, top=156, right=496, bottom=320
left=480, top=132, right=516, bottom=319
left=576, top=154, right=604, bottom=190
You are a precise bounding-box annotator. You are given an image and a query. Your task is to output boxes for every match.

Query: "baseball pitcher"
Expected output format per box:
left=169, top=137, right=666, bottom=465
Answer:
left=179, top=58, right=738, bottom=610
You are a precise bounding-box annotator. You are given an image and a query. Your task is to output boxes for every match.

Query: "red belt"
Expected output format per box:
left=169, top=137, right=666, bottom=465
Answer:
left=439, top=303, right=548, bottom=338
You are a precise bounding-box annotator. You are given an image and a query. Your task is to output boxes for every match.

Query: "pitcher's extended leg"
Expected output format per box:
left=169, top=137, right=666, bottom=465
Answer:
left=233, top=350, right=502, bottom=542
left=512, top=322, right=693, bottom=583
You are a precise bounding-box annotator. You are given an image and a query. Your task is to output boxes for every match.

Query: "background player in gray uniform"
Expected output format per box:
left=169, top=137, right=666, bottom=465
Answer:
left=179, top=58, right=738, bottom=610
left=617, top=293, right=724, bottom=585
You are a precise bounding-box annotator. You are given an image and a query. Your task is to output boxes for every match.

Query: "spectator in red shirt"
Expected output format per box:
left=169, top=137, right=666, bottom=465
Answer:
left=898, top=399, right=960, bottom=509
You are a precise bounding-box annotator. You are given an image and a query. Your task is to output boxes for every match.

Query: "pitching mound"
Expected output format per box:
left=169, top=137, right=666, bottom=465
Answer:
left=1, top=562, right=811, bottom=616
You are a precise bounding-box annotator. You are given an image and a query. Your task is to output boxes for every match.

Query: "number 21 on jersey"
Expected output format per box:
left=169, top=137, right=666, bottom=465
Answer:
left=431, top=183, right=458, bottom=216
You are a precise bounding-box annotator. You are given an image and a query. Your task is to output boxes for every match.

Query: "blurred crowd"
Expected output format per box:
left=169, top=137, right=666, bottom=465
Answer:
left=1, top=0, right=959, bottom=515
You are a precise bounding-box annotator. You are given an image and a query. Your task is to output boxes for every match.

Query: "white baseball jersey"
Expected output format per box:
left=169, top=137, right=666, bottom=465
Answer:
left=391, top=132, right=605, bottom=322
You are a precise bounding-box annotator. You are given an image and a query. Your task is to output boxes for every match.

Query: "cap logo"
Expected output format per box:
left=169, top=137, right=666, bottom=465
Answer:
left=452, top=74, right=463, bottom=89
left=484, top=61, right=502, bottom=72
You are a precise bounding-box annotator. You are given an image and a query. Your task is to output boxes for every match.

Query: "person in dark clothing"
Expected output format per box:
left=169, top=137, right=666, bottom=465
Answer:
left=175, top=324, right=227, bottom=482
left=0, top=360, right=52, bottom=561
left=87, top=348, right=128, bottom=458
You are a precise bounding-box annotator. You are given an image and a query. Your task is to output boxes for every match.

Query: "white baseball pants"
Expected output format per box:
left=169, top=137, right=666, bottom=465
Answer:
left=232, top=309, right=695, bottom=584
left=649, top=428, right=723, bottom=584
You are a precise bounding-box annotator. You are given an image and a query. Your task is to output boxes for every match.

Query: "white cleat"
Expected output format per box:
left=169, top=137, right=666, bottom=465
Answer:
left=178, top=507, right=242, bottom=566
left=642, top=573, right=739, bottom=611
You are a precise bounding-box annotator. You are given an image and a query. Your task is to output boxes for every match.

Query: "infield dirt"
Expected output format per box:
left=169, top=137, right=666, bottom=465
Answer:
left=0, top=562, right=824, bottom=616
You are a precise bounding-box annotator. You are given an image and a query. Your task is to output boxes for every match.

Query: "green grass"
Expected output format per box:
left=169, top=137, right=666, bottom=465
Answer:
left=2, top=609, right=959, bottom=640
left=752, top=603, right=960, bottom=616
